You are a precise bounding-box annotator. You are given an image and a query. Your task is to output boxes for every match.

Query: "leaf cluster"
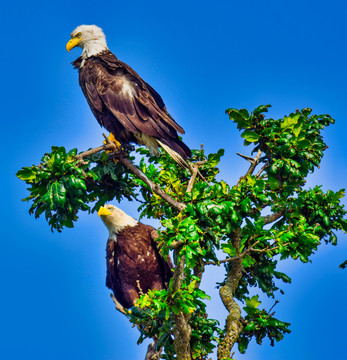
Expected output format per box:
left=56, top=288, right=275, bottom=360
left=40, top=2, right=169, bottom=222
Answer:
left=129, top=280, right=220, bottom=360
left=17, top=146, right=137, bottom=231
left=237, top=295, right=290, bottom=353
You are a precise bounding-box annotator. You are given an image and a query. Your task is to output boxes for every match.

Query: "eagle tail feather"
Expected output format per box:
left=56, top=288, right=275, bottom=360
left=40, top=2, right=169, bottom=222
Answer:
left=157, top=140, right=190, bottom=169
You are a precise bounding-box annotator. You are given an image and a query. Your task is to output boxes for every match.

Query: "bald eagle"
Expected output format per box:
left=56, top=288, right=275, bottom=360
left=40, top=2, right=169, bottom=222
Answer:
left=98, top=204, right=173, bottom=308
left=66, top=25, right=191, bottom=167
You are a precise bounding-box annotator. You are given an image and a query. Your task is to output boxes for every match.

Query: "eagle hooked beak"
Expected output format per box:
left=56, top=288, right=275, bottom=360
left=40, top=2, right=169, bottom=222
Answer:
left=98, top=206, right=112, bottom=217
left=66, top=36, right=82, bottom=52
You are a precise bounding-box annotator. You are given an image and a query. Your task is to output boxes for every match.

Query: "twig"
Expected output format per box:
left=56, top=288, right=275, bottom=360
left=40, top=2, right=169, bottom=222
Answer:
left=236, top=153, right=254, bottom=162
left=186, top=164, right=199, bottom=194
left=110, top=293, right=127, bottom=315
left=268, top=300, right=279, bottom=315
left=255, top=162, right=270, bottom=178
left=204, top=257, right=239, bottom=266
left=249, top=242, right=291, bottom=254
left=186, top=160, right=206, bottom=193
left=237, top=149, right=262, bottom=185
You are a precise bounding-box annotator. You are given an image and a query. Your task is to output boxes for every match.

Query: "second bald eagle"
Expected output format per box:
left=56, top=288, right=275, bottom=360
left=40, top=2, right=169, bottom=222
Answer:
left=66, top=25, right=191, bottom=167
left=98, top=204, right=173, bottom=308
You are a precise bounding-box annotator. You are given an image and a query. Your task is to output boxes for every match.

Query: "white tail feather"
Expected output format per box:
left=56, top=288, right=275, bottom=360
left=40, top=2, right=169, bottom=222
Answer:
left=157, top=140, right=190, bottom=169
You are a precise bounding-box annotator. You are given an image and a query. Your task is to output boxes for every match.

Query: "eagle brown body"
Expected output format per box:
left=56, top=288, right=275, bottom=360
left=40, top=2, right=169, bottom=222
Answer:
left=67, top=25, right=191, bottom=165
left=98, top=205, right=173, bottom=308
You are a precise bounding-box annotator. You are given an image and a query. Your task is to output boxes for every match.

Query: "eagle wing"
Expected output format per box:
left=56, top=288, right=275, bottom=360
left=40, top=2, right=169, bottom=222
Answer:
left=79, top=52, right=184, bottom=141
left=150, top=228, right=174, bottom=285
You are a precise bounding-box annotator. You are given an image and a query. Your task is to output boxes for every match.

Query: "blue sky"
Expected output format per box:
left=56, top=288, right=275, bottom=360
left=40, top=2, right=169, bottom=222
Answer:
left=2, top=0, right=347, bottom=359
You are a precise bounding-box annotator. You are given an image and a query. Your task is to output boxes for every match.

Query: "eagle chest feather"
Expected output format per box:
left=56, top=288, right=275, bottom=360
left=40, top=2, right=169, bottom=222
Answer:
left=105, top=223, right=172, bottom=308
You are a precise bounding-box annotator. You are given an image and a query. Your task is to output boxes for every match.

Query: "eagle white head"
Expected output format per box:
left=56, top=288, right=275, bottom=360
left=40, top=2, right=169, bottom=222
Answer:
left=66, top=25, right=108, bottom=60
left=98, top=204, right=138, bottom=238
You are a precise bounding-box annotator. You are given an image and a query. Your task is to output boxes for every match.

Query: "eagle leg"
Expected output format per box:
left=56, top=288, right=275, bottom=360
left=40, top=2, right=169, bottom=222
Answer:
left=103, top=132, right=126, bottom=164
left=104, top=132, right=122, bottom=151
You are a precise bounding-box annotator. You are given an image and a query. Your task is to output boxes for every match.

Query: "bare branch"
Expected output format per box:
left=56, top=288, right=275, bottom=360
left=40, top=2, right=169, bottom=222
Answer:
left=204, top=257, right=239, bottom=266
left=250, top=241, right=291, bottom=254
left=186, top=160, right=207, bottom=193
left=186, top=164, right=199, bottom=194
left=262, top=210, right=285, bottom=225
left=75, top=144, right=112, bottom=160
left=255, top=161, right=270, bottom=178
left=170, top=240, right=184, bottom=249
left=110, top=293, right=127, bottom=315
left=236, top=153, right=254, bottom=162
left=237, top=149, right=262, bottom=185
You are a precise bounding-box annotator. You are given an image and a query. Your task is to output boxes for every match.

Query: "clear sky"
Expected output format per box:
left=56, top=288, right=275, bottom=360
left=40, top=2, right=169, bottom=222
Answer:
left=2, top=0, right=346, bottom=359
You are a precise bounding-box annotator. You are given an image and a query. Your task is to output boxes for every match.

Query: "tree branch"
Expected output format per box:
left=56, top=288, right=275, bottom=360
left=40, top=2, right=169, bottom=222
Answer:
left=217, top=257, right=244, bottom=359
left=76, top=141, right=187, bottom=213
left=171, top=254, right=192, bottom=360
left=120, top=156, right=186, bottom=212
left=110, top=293, right=127, bottom=315
left=255, top=161, right=270, bottom=178
left=217, top=229, right=244, bottom=359
left=186, top=161, right=206, bottom=194
left=237, top=149, right=262, bottom=185
left=262, top=210, right=285, bottom=225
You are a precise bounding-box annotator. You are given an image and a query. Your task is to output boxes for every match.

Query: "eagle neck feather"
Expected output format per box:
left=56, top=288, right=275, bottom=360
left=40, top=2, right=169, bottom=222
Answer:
left=80, top=48, right=109, bottom=67
left=106, top=216, right=139, bottom=242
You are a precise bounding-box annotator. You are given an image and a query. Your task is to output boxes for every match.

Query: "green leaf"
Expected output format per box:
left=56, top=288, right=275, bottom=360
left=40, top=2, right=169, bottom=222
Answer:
left=226, top=108, right=252, bottom=129
left=221, top=243, right=237, bottom=257
left=241, top=130, right=260, bottom=142
left=253, top=104, right=271, bottom=116
left=281, top=114, right=300, bottom=129
left=245, top=295, right=261, bottom=309
left=238, top=336, right=249, bottom=353
left=268, top=175, right=281, bottom=190
left=68, top=175, right=87, bottom=190
left=297, top=139, right=311, bottom=149
left=16, top=167, right=37, bottom=182
left=242, top=254, right=256, bottom=268
left=51, top=181, right=66, bottom=206
left=244, top=322, right=256, bottom=332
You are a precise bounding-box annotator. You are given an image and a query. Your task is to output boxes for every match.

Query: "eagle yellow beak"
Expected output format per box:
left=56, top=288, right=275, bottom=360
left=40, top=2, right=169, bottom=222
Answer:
left=66, top=37, right=82, bottom=52
left=98, top=206, right=112, bottom=217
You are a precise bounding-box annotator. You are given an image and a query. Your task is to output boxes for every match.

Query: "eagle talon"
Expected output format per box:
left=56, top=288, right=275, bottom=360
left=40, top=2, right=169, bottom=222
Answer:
left=103, top=133, right=125, bottom=164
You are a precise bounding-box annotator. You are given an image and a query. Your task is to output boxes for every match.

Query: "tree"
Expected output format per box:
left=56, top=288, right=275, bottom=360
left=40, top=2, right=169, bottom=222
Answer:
left=17, top=105, right=346, bottom=360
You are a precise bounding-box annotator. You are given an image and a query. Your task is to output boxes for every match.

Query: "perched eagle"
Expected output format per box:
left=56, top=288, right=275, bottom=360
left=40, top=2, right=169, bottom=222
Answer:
left=98, top=204, right=173, bottom=308
left=66, top=24, right=191, bottom=167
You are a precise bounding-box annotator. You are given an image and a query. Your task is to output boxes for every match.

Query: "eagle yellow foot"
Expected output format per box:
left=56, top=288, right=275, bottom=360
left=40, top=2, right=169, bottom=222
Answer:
left=103, top=133, right=123, bottom=164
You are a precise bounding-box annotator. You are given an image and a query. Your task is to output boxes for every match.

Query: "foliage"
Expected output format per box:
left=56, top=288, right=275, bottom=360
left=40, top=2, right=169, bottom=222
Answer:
left=128, top=279, right=221, bottom=359
left=17, top=147, right=137, bottom=231
left=17, top=105, right=346, bottom=359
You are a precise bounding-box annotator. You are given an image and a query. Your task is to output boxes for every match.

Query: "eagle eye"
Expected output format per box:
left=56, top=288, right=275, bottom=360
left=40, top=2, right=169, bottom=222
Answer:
left=76, top=32, right=82, bottom=38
